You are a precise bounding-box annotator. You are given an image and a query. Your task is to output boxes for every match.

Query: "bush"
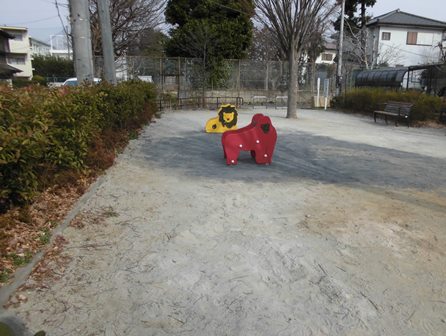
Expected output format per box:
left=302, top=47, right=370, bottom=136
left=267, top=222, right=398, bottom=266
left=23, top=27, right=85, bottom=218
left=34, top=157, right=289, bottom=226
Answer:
left=12, top=78, right=32, bottom=88
left=335, top=88, right=443, bottom=122
left=0, top=81, right=157, bottom=211
left=32, top=55, right=75, bottom=79
left=32, top=75, right=47, bottom=86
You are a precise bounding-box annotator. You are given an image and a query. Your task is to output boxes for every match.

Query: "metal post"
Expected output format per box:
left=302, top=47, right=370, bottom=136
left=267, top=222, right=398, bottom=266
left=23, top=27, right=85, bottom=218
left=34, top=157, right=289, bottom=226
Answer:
left=98, top=0, right=116, bottom=84
left=160, top=58, right=164, bottom=91
left=66, top=25, right=71, bottom=59
left=69, top=0, right=94, bottom=84
left=336, top=0, right=345, bottom=96
left=177, top=57, right=181, bottom=101
left=265, top=61, right=269, bottom=91
left=237, top=59, right=241, bottom=97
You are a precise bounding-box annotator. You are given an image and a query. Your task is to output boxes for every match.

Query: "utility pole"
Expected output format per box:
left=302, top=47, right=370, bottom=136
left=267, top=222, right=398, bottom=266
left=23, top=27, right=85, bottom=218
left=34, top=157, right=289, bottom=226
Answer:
left=69, top=0, right=94, bottom=84
left=336, top=0, right=346, bottom=96
left=98, top=0, right=116, bottom=84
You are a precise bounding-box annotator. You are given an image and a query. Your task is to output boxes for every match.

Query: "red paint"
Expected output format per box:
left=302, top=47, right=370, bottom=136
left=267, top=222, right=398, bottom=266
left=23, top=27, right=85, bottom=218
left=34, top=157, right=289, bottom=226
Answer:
left=222, top=113, right=277, bottom=165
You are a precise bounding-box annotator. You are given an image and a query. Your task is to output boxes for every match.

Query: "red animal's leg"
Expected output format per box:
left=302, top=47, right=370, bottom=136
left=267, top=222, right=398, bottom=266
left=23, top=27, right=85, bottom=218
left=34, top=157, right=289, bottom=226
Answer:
left=226, top=148, right=239, bottom=165
left=254, top=150, right=270, bottom=164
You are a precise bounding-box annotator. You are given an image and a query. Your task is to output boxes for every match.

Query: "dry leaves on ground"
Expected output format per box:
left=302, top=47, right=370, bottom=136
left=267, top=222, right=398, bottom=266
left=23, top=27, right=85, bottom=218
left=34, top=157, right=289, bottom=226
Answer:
left=0, top=176, right=95, bottom=287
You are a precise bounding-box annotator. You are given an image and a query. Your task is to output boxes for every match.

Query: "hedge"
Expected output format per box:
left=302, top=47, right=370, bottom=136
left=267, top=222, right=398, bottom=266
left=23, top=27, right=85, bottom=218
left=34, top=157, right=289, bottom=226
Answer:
left=0, top=81, right=157, bottom=211
left=334, top=88, right=444, bottom=122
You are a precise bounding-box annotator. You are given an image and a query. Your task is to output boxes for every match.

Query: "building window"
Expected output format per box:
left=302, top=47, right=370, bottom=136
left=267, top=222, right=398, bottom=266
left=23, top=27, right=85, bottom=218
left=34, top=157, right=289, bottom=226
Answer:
left=407, top=32, right=418, bottom=45
left=382, top=32, right=391, bottom=41
left=10, top=32, right=23, bottom=41
left=7, top=56, right=26, bottom=65
left=321, top=53, right=333, bottom=61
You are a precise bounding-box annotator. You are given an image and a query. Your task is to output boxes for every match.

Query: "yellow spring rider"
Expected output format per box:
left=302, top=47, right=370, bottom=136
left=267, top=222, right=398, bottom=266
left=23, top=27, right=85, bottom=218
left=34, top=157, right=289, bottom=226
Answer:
left=205, top=104, right=238, bottom=133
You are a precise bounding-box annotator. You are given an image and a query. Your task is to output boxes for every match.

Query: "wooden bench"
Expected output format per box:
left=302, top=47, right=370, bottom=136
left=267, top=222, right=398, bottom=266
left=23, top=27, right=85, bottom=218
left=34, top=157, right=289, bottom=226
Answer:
left=373, top=101, right=413, bottom=127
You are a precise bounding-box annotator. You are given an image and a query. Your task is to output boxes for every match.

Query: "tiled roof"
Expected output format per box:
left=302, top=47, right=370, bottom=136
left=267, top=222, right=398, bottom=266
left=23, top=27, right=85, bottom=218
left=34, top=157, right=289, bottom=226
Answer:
left=324, top=42, right=337, bottom=50
left=367, top=9, right=446, bottom=29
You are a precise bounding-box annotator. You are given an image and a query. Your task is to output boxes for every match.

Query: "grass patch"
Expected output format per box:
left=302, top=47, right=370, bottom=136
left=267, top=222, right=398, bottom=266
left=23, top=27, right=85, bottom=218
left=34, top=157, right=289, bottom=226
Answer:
left=9, top=252, right=33, bottom=267
left=39, top=228, right=51, bottom=245
left=0, top=269, right=10, bottom=283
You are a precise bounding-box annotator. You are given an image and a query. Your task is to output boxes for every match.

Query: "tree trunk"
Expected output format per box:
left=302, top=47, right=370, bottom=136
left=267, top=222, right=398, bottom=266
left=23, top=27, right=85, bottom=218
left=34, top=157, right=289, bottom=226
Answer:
left=287, top=46, right=298, bottom=119
left=361, top=1, right=366, bottom=28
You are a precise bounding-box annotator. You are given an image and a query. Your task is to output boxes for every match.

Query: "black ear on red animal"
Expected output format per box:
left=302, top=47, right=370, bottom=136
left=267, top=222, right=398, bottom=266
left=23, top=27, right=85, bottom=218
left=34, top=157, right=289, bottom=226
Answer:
left=260, top=123, right=270, bottom=133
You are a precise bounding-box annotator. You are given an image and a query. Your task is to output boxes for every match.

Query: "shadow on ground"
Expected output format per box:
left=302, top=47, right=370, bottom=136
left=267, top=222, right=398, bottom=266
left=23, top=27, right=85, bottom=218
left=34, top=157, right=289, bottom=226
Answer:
left=136, top=129, right=446, bottom=193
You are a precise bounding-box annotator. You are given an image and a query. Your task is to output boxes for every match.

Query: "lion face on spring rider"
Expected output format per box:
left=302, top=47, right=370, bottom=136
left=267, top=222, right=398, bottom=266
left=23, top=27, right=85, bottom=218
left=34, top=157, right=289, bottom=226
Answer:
left=205, top=104, right=238, bottom=133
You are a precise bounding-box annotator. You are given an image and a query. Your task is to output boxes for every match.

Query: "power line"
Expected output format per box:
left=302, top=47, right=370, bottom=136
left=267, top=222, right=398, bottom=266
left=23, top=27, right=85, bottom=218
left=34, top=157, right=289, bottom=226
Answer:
left=36, top=0, right=68, bottom=7
left=4, top=15, right=59, bottom=25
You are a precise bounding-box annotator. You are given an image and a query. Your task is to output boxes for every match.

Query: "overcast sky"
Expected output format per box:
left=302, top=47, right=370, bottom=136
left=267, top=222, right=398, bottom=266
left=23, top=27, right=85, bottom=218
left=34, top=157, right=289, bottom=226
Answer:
left=1, top=0, right=69, bottom=42
left=0, top=0, right=444, bottom=43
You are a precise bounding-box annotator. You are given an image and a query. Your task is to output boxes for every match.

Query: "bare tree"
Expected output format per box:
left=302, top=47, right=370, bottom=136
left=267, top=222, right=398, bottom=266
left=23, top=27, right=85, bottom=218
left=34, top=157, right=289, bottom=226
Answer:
left=343, top=23, right=371, bottom=68
left=437, top=42, right=446, bottom=63
left=255, top=0, right=338, bottom=118
left=375, top=43, right=403, bottom=67
left=249, top=26, right=283, bottom=61
left=89, top=0, right=165, bottom=57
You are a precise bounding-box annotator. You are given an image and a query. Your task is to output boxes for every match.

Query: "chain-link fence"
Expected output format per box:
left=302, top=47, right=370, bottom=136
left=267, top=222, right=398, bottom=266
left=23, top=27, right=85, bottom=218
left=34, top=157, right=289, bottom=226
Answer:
left=94, top=56, right=337, bottom=108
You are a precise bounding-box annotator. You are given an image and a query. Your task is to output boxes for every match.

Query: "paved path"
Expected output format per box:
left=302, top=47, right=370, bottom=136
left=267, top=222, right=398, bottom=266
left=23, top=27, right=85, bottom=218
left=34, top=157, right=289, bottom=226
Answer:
left=4, top=109, right=446, bottom=335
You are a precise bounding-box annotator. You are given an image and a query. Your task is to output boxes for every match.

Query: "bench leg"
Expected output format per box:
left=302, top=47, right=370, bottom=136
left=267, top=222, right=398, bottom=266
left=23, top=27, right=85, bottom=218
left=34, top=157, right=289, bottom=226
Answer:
left=384, top=115, right=388, bottom=124
left=374, top=113, right=377, bottom=123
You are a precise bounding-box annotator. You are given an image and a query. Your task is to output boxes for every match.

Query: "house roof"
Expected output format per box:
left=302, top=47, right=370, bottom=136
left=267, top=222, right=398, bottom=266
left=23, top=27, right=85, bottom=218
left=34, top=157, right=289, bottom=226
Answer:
left=367, top=9, right=446, bottom=29
left=324, top=42, right=337, bottom=51
left=0, top=25, right=28, bottom=32
left=0, top=29, right=14, bottom=39
left=0, top=63, right=22, bottom=75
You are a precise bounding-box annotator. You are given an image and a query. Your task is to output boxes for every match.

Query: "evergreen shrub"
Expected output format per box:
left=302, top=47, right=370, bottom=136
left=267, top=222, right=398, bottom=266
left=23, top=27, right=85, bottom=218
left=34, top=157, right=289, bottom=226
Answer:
left=335, top=88, right=443, bottom=122
left=0, top=81, right=157, bottom=211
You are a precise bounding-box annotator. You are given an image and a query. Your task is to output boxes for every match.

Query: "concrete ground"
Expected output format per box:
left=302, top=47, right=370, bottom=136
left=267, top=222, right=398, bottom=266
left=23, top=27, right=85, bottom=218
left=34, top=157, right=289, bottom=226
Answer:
left=3, top=108, right=446, bottom=335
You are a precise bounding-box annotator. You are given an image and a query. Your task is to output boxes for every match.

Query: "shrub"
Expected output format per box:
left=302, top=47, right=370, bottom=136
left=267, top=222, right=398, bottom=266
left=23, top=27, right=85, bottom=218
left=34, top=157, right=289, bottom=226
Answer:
left=12, top=78, right=32, bottom=88
left=335, top=88, right=443, bottom=122
left=0, top=86, right=52, bottom=206
left=0, top=81, right=157, bottom=211
left=32, top=75, right=47, bottom=86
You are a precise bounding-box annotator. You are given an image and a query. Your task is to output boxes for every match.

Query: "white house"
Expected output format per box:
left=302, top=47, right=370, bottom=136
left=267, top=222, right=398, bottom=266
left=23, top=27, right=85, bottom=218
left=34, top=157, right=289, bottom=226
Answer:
left=0, top=29, right=22, bottom=83
left=315, top=42, right=337, bottom=65
left=30, top=37, right=51, bottom=57
left=0, top=26, right=33, bottom=79
left=367, top=10, right=446, bottom=67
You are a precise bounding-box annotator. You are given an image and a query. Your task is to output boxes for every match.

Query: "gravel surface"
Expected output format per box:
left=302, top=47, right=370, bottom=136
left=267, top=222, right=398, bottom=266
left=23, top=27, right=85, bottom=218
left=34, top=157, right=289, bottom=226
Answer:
left=3, top=108, right=446, bottom=335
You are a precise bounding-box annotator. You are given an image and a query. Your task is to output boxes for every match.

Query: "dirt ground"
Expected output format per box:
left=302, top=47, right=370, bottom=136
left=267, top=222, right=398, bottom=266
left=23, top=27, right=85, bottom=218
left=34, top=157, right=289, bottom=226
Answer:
left=1, top=108, right=445, bottom=335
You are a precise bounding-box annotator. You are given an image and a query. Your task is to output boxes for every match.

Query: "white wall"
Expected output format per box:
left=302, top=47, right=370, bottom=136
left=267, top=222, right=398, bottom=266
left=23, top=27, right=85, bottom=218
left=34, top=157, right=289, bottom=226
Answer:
left=372, top=25, right=443, bottom=66
left=2, top=27, right=33, bottom=78
left=315, top=50, right=337, bottom=64
left=31, top=40, right=51, bottom=56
